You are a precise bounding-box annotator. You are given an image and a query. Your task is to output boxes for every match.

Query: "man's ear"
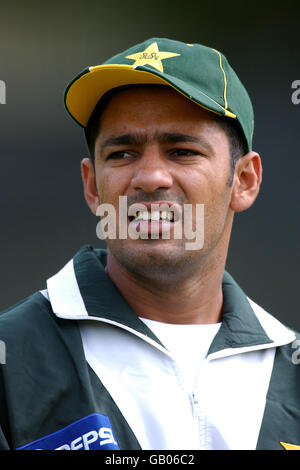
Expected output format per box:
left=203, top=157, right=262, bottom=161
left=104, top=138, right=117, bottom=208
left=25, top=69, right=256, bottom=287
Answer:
left=230, top=151, right=262, bottom=212
left=81, top=157, right=99, bottom=215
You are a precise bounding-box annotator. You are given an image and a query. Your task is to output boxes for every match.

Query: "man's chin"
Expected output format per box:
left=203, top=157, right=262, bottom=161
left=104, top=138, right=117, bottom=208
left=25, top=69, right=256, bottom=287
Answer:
left=106, top=238, right=196, bottom=283
left=108, top=236, right=186, bottom=258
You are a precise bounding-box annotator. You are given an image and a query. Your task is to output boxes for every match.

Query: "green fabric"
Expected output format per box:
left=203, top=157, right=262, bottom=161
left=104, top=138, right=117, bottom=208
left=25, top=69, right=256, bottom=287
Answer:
left=208, top=272, right=272, bottom=354
left=256, top=340, right=300, bottom=450
left=0, top=291, right=141, bottom=450
left=64, top=37, right=254, bottom=150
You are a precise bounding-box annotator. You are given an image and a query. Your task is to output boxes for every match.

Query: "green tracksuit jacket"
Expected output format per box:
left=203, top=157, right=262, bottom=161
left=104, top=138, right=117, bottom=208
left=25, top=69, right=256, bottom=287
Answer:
left=0, top=245, right=299, bottom=450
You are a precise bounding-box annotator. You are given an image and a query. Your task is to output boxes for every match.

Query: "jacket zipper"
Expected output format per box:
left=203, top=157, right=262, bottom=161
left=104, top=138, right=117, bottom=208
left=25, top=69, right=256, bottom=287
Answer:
left=190, top=391, right=209, bottom=450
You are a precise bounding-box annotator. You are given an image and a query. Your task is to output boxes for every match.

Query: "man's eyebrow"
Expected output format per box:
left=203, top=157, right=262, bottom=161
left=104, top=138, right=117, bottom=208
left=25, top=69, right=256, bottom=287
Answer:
left=99, top=134, right=142, bottom=151
left=99, top=132, right=213, bottom=152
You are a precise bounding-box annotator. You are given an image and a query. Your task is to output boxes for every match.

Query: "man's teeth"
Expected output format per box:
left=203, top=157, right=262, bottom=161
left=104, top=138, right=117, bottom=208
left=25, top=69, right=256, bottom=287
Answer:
left=133, top=210, right=174, bottom=222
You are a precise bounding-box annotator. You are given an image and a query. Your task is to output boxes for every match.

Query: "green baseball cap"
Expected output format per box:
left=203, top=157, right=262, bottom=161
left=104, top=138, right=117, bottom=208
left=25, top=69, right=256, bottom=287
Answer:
left=64, top=37, right=254, bottom=150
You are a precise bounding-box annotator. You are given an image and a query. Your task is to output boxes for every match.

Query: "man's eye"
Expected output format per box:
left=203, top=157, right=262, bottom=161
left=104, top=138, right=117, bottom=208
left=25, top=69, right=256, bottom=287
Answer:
left=107, top=151, right=132, bottom=160
left=172, top=149, right=198, bottom=157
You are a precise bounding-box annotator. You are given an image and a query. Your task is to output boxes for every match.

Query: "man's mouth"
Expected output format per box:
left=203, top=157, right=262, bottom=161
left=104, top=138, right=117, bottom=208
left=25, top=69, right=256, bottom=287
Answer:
left=129, top=209, right=175, bottom=223
left=127, top=202, right=181, bottom=237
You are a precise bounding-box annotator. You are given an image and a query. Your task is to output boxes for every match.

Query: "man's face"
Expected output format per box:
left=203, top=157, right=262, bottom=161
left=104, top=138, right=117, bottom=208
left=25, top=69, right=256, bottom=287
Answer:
left=90, top=86, right=235, bottom=282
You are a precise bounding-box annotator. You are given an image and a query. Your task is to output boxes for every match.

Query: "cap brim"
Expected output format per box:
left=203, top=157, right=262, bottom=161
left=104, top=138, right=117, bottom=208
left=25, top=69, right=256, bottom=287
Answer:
left=64, top=64, right=236, bottom=127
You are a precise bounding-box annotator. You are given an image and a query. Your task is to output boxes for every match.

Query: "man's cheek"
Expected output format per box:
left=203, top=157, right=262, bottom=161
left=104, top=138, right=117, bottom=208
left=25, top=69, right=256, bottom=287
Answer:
left=96, top=178, right=114, bottom=204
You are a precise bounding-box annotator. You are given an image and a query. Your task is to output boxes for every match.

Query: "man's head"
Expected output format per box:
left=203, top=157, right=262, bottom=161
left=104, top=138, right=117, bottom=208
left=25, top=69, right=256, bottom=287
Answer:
left=65, top=38, right=262, bottom=284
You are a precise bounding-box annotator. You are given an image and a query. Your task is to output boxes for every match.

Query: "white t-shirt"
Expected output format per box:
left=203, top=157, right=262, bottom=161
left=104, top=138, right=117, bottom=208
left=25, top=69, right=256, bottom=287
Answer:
left=139, top=317, right=221, bottom=393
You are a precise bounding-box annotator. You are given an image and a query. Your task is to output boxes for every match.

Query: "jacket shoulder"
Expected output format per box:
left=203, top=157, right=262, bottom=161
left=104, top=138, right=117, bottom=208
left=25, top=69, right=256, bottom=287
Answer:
left=0, top=290, right=52, bottom=319
left=0, top=292, right=56, bottom=343
left=0, top=291, right=82, bottom=366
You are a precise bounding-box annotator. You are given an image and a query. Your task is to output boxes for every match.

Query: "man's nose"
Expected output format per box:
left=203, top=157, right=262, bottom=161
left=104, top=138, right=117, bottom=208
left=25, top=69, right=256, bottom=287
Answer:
left=130, top=147, right=173, bottom=193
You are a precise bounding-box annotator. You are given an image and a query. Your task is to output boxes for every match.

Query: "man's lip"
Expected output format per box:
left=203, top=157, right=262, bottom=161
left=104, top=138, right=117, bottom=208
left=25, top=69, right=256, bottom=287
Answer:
left=129, top=201, right=179, bottom=210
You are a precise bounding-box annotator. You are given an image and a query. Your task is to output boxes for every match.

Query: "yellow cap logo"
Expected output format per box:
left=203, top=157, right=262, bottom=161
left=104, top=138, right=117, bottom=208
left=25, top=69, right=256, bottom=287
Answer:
left=126, top=42, right=180, bottom=73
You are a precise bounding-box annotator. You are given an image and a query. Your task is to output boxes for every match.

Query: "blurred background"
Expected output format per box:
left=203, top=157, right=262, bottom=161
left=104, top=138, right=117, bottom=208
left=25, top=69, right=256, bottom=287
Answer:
left=0, top=0, right=299, bottom=329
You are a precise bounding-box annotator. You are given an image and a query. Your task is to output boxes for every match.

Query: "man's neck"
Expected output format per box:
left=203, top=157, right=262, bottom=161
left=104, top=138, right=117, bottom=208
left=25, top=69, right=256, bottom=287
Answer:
left=105, top=251, right=224, bottom=325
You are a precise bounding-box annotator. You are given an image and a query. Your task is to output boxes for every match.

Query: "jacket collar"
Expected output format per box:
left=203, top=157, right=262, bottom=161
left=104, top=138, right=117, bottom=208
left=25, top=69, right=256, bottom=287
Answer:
left=46, top=245, right=295, bottom=357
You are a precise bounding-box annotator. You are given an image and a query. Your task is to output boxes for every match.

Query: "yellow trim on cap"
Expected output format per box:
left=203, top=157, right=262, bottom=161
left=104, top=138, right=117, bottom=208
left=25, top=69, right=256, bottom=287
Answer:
left=65, top=63, right=236, bottom=127
left=213, top=48, right=228, bottom=110
left=224, top=109, right=236, bottom=118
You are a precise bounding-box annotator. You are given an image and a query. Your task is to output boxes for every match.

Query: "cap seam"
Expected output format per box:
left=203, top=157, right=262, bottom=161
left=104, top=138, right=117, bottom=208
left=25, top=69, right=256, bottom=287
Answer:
left=212, top=48, right=228, bottom=110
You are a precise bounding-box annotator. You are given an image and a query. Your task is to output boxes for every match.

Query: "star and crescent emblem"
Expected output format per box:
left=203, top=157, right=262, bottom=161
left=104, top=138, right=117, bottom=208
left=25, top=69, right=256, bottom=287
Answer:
left=126, top=42, right=180, bottom=73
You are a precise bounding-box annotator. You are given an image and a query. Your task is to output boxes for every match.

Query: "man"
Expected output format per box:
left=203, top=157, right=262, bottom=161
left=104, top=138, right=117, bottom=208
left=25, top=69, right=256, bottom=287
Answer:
left=0, top=38, right=300, bottom=451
